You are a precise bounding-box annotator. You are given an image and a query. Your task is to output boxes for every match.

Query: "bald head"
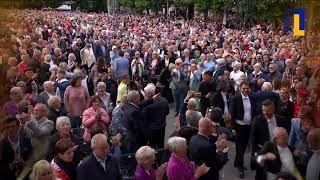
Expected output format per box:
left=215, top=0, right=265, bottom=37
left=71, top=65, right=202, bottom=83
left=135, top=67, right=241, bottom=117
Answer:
left=198, top=118, right=213, bottom=136
left=273, top=127, right=288, bottom=147
left=91, top=133, right=108, bottom=159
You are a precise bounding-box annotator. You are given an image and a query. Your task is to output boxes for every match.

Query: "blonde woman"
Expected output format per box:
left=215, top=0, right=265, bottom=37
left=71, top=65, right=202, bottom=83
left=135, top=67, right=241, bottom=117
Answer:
left=30, top=160, right=55, bottom=180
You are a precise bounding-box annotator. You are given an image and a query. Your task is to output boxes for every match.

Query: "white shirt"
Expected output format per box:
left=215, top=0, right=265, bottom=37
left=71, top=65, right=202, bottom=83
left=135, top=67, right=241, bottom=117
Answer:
left=220, top=92, right=229, bottom=114
left=267, top=115, right=278, bottom=140
left=236, top=93, right=252, bottom=125
left=81, top=76, right=88, bottom=91
left=278, top=146, right=295, bottom=174
left=230, top=70, right=245, bottom=90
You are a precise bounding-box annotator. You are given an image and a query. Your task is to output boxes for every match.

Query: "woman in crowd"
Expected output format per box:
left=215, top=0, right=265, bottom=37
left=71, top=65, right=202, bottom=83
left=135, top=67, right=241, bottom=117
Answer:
left=166, top=136, right=209, bottom=180
left=116, top=74, right=128, bottom=105
left=96, top=81, right=113, bottom=113
left=109, top=94, right=128, bottom=136
left=2, top=86, right=24, bottom=117
left=30, top=160, right=55, bottom=180
left=133, top=146, right=167, bottom=180
left=47, top=95, right=63, bottom=127
left=48, top=116, right=82, bottom=162
left=64, top=73, right=90, bottom=128
left=51, top=138, right=77, bottom=180
left=82, top=95, right=110, bottom=141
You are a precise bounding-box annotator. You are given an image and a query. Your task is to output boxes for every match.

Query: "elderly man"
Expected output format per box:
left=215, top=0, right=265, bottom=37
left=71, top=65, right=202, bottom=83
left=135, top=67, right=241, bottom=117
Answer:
left=256, top=127, right=302, bottom=180
left=123, top=90, right=158, bottom=153
left=143, top=83, right=169, bottom=149
left=248, top=63, right=267, bottom=92
left=250, top=100, right=290, bottom=180
left=114, top=51, right=129, bottom=79
left=266, top=63, right=282, bottom=83
left=254, top=82, right=281, bottom=114
left=189, top=118, right=228, bottom=180
left=77, top=134, right=121, bottom=180
left=39, top=54, right=52, bottom=85
left=37, top=81, right=55, bottom=106
left=186, top=98, right=203, bottom=128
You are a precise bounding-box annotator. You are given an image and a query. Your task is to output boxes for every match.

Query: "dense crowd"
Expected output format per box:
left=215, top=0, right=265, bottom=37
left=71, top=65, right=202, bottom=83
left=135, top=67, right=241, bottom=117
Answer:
left=0, top=9, right=320, bottom=180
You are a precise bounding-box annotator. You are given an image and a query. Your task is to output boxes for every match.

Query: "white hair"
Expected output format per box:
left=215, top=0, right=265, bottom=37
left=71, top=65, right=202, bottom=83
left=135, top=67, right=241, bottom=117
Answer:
left=144, top=83, right=156, bottom=95
left=47, top=95, right=61, bottom=107
left=56, top=116, right=71, bottom=130
left=167, top=136, right=187, bottom=153
left=187, top=98, right=197, bottom=110
left=43, top=81, right=54, bottom=90
left=44, top=54, right=51, bottom=62
left=49, top=64, right=59, bottom=72
left=68, top=53, right=76, bottom=60
left=261, top=82, right=273, bottom=92
left=135, top=146, right=155, bottom=166
left=97, top=82, right=106, bottom=89
left=232, top=61, right=242, bottom=68
left=91, top=133, right=107, bottom=149
left=254, top=63, right=261, bottom=68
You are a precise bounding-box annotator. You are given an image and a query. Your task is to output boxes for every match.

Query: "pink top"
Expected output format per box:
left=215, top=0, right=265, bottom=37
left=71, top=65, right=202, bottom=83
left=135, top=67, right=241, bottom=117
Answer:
left=82, top=107, right=110, bottom=141
left=64, top=86, right=90, bottom=117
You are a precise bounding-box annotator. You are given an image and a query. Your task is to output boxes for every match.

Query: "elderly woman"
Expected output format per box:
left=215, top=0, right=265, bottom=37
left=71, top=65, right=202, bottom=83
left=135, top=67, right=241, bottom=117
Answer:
left=48, top=116, right=81, bottom=162
left=67, top=53, right=78, bottom=72
left=47, top=95, right=63, bottom=127
left=51, top=139, right=77, bottom=180
left=2, top=87, right=24, bottom=117
left=186, top=98, right=203, bottom=128
left=109, top=94, right=128, bottom=136
left=230, top=61, right=244, bottom=91
left=30, top=160, right=55, bottom=180
left=82, top=95, right=110, bottom=141
left=96, top=81, right=113, bottom=113
left=134, top=146, right=167, bottom=180
left=166, top=136, right=209, bottom=180
left=64, top=73, right=90, bottom=128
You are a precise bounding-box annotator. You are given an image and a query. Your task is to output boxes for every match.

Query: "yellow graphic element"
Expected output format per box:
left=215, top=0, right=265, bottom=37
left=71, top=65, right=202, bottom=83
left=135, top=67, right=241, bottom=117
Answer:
left=293, top=14, right=305, bottom=36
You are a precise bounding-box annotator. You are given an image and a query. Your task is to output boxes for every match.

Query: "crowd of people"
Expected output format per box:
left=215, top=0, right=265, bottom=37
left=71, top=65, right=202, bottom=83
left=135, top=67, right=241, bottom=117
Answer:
left=0, top=8, right=320, bottom=180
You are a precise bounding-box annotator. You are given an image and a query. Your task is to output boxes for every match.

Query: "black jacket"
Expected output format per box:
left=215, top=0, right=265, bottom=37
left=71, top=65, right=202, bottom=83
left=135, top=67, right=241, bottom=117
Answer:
left=229, top=94, right=256, bottom=129
left=143, top=97, right=169, bottom=131
left=189, top=134, right=228, bottom=180
left=0, top=136, right=32, bottom=180
left=123, top=99, right=153, bottom=153
left=250, top=114, right=290, bottom=158
left=77, top=153, right=121, bottom=180
left=211, top=91, right=231, bottom=126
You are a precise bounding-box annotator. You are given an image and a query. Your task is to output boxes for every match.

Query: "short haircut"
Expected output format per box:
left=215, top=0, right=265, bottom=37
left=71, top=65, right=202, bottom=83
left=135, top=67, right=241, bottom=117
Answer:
left=203, top=70, right=213, bottom=77
left=262, top=99, right=274, bottom=108
left=167, top=136, right=187, bottom=153
left=144, top=83, right=156, bottom=95
left=91, top=133, right=107, bottom=149
left=239, top=80, right=249, bottom=88
left=90, top=95, right=102, bottom=106
left=17, top=100, right=31, bottom=114
left=47, top=95, right=61, bottom=107
left=97, top=81, right=106, bottom=89
left=55, top=138, right=75, bottom=154
left=187, top=98, right=197, bottom=110
left=135, top=146, right=155, bottom=166
left=56, top=116, right=71, bottom=130
left=261, top=82, right=273, bottom=92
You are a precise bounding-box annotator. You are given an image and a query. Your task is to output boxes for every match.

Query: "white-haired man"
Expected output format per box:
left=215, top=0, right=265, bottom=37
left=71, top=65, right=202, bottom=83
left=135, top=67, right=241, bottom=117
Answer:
left=143, top=83, right=169, bottom=148
left=77, top=134, right=121, bottom=180
left=37, top=81, right=55, bottom=106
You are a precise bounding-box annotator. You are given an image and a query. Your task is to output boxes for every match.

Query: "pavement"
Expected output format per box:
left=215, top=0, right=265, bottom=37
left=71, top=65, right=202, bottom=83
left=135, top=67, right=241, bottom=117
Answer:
left=164, top=103, right=255, bottom=180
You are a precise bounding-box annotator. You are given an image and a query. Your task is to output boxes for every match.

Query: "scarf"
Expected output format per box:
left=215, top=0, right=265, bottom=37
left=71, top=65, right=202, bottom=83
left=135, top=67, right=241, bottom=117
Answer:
left=54, top=156, right=77, bottom=180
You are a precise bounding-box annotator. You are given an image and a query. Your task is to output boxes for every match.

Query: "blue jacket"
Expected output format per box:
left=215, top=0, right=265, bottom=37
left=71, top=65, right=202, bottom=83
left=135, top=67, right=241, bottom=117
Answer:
left=114, top=57, right=129, bottom=79
left=54, top=80, right=70, bottom=103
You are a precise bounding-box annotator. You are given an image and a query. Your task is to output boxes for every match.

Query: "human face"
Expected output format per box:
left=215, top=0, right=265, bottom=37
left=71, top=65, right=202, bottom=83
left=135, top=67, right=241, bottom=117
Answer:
left=59, top=122, right=71, bottom=135
left=25, top=70, right=34, bottom=79
left=38, top=169, right=53, bottom=180
left=280, top=90, right=289, bottom=102
left=97, top=86, right=106, bottom=95
left=10, top=90, right=20, bottom=101
left=6, top=121, right=19, bottom=138
left=240, top=84, right=250, bottom=96
left=59, top=147, right=74, bottom=162
left=92, top=99, right=101, bottom=110
left=202, top=74, right=211, bottom=82
left=46, top=84, right=54, bottom=94
left=275, top=132, right=288, bottom=147
left=94, top=141, right=108, bottom=160
left=33, top=106, right=45, bottom=120
left=262, top=105, right=274, bottom=119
